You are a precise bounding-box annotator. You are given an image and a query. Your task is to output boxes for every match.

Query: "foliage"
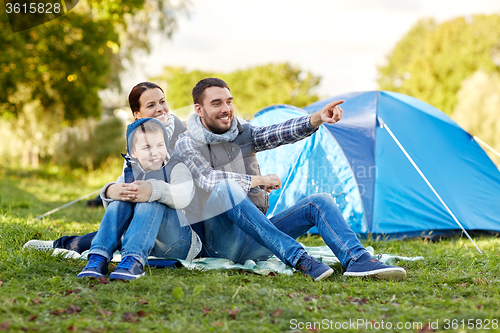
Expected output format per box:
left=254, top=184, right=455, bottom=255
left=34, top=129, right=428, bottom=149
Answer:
left=54, top=116, right=126, bottom=172
left=152, top=63, right=322, bottom=119
left=1, top=173, right=500, bottom=332
left=377, top=18, right=436, bottom=94
left=0, top=0, right=186, bottom=121
left=377, top=14, right=500, bottom=115
left=452, top=70, right=500, bottom=166
left=0, top=0, right=187, bottom=167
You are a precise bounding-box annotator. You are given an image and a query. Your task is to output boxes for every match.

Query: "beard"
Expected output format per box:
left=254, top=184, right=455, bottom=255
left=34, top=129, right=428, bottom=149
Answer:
left=200, top=108, right=233, bottom=134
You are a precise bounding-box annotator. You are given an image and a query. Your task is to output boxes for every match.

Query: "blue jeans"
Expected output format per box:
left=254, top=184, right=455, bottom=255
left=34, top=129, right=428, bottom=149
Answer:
left=202, top=180, right=367, bottom=268
left=54, top=232, right=98, bottom=254
left=89, top=201, right=192, bottom=265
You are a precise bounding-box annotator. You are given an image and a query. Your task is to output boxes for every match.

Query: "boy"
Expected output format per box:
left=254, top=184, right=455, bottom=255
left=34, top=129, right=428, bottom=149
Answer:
left=77, top=118, right=196, bottom=280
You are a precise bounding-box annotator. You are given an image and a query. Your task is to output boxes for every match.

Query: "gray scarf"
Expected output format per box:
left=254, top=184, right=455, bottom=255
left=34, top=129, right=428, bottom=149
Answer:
left=186, top=113, right=239, bottom=144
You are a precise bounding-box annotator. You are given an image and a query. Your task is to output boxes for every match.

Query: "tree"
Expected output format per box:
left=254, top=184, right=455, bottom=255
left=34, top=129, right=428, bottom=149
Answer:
left=1, top=0, right=187, bottom=121
left=0, top=0, right=188, bottom=167
left=452, top=70, right=500, bottom=166
left=152, top=63, right=321, bottom=119
left=377, top=14, right=500, bottom=115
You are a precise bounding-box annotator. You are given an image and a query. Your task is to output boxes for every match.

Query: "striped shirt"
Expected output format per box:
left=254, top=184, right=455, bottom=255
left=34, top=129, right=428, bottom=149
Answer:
left=175, top=115, right=319, bottom=192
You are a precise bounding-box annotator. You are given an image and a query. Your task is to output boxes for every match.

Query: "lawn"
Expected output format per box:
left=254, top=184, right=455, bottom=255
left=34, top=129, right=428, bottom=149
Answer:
left=1, top=167, right=500, bottom=333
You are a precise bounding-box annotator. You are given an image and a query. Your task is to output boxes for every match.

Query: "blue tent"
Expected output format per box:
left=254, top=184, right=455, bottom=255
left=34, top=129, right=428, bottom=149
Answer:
left=250, top=91, right=500, bottom=240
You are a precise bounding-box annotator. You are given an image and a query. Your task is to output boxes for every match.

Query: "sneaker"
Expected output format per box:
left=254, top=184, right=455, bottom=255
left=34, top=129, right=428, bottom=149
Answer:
left=296, top=254, right=334, bottom=282
left=22, top=240, right=54, bottom=252
left=344, top=253, right=406, bottom=281
left=109, top=256, right=145, bottom=281
left=77, top=254, right=109, bottom=278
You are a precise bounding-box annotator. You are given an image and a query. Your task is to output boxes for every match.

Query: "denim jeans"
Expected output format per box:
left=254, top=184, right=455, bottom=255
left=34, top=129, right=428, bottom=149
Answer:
left=89, top=200, right=192, bottom=265
left=202, top=180, right=367, bottom=268
left=54, top=232, right=98, bottom=254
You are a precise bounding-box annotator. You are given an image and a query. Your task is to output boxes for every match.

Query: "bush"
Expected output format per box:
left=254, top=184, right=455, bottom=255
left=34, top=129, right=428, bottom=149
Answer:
left=55, top=116, right=126, bottom=172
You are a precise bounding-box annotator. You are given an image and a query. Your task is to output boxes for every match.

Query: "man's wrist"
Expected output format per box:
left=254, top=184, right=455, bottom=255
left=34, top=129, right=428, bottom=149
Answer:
left=309, top=112, right=322, bottom=127
left=251, top=175, right=266, bottom=188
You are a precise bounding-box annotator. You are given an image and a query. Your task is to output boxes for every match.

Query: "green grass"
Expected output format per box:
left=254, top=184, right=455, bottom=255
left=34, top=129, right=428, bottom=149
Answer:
left=1, top=168, right=500, bottom=332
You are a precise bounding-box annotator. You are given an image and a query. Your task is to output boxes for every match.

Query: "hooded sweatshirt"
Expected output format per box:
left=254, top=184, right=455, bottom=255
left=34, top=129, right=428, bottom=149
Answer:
left=100, top=118, right=195, bottom=210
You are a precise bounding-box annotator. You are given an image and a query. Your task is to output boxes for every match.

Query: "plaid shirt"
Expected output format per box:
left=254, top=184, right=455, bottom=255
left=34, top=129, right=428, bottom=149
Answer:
left=175, top=115, right=319, bottom=192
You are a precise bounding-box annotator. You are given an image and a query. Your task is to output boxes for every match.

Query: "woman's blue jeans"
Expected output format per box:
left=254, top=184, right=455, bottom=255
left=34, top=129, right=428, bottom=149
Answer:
left=88, top=201, right=192, bottom=265
left=202, top=180, right=367, bottom=268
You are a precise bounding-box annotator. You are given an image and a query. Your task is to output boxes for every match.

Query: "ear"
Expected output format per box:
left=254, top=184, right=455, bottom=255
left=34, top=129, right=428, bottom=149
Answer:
left=133, top=111, right=141, bottom=120
left=130, top=149, right=137, bottom=158
left=194, top=104, right=203, bottom=117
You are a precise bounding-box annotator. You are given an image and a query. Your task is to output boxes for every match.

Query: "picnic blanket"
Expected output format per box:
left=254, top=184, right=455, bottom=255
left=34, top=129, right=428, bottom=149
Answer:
left=54, top=245, right=423, bottom=276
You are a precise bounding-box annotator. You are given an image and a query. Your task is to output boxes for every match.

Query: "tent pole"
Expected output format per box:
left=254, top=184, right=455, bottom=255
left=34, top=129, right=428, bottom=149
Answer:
left=34, top=188, right=102, bottom=220
left=382, top=121, right=482, bottom=254
left=268, top=138, right=309, bottom=218
left=474, top=136, right=500, bottom=159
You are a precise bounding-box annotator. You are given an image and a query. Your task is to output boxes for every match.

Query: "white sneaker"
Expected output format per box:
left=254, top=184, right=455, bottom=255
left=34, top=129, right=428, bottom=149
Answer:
left=52, top=248, right=82, bottom=259
left=23, top=240, right=54, bottom=251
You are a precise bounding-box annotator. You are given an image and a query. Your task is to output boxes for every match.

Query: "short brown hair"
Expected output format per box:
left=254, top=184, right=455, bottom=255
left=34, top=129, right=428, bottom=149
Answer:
left=192, top=77, right=230, bottom=105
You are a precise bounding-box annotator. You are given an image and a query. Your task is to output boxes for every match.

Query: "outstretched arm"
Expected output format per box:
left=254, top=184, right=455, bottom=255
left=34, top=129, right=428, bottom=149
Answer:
left=309, top=100, right=344, bottom=127
left=251, top=101, right=343, bottom=153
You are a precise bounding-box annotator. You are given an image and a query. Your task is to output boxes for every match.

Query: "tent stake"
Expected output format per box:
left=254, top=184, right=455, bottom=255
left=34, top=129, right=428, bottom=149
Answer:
left=381, top=121, right=482, bottom=254
left=34, top=189, right=102, bottom=220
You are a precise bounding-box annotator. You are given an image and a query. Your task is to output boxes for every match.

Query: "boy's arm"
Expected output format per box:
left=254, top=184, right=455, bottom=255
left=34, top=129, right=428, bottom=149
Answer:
left=99, top=175, right=126, bottom=209
left=147, top=163, right=195, bottom=209
left=99, top=159, right=128, bottom=209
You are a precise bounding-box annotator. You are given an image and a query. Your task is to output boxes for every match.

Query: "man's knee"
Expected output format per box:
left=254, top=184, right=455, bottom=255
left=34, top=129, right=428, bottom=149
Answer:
left=309, top=193, right=335, bottom=207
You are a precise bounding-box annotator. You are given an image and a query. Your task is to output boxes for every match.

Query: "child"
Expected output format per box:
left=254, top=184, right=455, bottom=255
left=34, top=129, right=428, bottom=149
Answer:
left=77, top=117, right=195, bottom=280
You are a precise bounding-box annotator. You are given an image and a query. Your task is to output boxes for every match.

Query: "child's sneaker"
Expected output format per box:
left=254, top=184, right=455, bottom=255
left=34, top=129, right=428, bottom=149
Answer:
left=344, top=252, right=406, bottom=281
left=296, top=254, right=334, bottom=281
left=109, top=256, right=145, bottom=281
left=77, top=254, right=109, bottom=278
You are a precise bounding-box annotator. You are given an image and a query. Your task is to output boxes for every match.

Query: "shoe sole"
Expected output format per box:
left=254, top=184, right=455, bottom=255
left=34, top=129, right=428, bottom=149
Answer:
left=25, top=246, right=53, bottom=251
left=77, top=271, right=105, bottom=278
left=314, top=267, right=334, bottom=282
left=343, top=267, right=406, bottom=281
left=109, top=272, right=145, bottom=281
left=23, top=240, right=54, bottom=252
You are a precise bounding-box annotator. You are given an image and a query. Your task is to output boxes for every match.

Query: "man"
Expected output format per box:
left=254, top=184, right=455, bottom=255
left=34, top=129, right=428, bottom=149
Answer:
left=175, top=77, right=406, bottom=281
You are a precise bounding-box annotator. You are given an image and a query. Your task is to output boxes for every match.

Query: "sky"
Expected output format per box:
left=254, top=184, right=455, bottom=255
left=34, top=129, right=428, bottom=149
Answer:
left=124, top=0, right=500, bottom=99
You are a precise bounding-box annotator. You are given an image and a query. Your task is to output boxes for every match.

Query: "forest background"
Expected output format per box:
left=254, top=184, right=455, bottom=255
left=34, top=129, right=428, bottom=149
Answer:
left=1, top=1, right=499, bottom=173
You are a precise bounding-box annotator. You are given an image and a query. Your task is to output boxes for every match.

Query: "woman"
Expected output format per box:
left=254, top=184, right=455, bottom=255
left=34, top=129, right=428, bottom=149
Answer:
left=24, top=82, right=200, bottom=261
